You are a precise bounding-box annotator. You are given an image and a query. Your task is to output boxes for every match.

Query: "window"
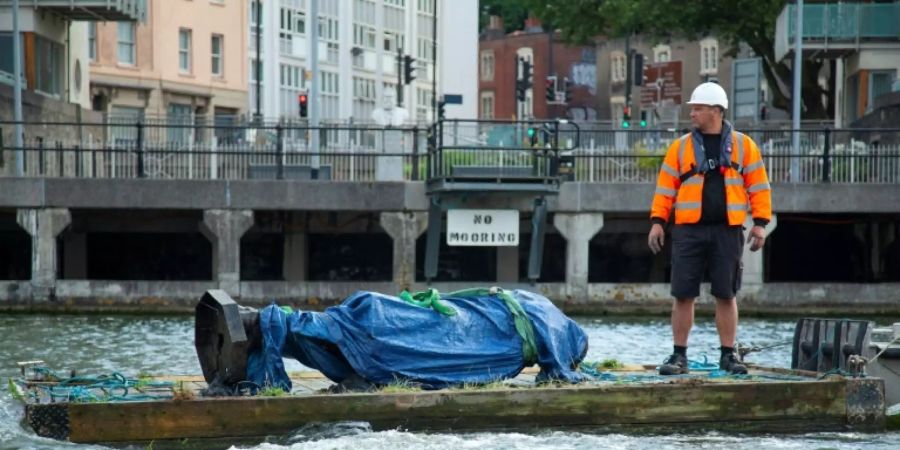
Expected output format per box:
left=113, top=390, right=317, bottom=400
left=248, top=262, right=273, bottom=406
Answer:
left=653, top=44, right=671, bottom=63
left=384, top=31, right=403, bottom=52
left=480, top=91, right=495, bottom=119
left=250, top=58, right=262, bottom=82
left=700, top=38, right=718, bottom=75
left=480, top=50, right=494, bottom=82
left=321, top=71, right=339, bottom=94
left=610, top=51, right=626, bottom=83
left=34, top=36, right=63, bottom=96
left=417, top=0, right=435, bottom=14
left=167, top=103, right=192, bottom=144
left=869, top=70, right=897, bottom=112
left=353, top=76, right=376, bottom=99
left=88, top=23, right=97, bottom=62
left=117, top=22, right=135, bottom=65
left=179, top=29, right=192, bottom=73
left=353, top=24, right=376, bottom=49
left=211, top=34, right=223, bottom=76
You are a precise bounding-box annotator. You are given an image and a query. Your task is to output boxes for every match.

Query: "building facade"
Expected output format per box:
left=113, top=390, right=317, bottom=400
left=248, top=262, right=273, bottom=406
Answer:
left=478, top=16, right=599, bottom=121
left=595, top=35, right=746, bottom=127
left=88, top=0, right=248, bottom=130
left=249, top=0, right=477, bottom=124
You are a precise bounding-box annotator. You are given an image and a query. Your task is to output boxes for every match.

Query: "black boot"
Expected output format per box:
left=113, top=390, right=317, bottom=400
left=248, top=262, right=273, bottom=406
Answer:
left=659, top=352, right=689, bottom=375
left=719, top=351, right=748, bottom=375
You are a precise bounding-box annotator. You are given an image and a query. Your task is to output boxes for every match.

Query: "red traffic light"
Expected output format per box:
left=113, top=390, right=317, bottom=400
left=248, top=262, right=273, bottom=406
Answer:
left=299, top=94, right=308, bottom=103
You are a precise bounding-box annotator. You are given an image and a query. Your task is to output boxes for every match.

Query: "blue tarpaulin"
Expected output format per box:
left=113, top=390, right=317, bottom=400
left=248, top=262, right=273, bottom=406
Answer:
left=246, top=289, right=589, bottom=390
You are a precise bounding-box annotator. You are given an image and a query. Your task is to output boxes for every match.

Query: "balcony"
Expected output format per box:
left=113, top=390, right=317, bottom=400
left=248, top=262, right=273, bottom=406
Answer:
left=775, top=1, right=900, bottom=61
left=0, top=0, right=147, bottom=22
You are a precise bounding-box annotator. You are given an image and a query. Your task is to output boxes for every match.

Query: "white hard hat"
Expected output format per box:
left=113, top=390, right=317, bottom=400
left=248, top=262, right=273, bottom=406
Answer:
left=686, top=82, right=728, bottom=109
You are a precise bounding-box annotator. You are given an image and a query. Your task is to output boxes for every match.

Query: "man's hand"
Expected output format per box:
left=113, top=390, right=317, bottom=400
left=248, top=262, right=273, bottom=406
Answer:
left=648, top=223, right=665, bottom=254
left=747, top=225, right=767, bottom=252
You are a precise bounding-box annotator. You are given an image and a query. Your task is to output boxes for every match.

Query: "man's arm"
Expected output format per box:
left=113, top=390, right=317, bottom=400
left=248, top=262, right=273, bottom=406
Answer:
left=650, top=139, right=683, bottom=224
left=742, top=136, right=772, bottom=225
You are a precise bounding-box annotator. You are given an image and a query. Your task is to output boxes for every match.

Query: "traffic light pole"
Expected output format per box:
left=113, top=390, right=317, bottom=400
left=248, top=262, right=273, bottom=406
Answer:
left=309, top=0, right=320, bottom=179
left=396, top=45, right=403, bottom=107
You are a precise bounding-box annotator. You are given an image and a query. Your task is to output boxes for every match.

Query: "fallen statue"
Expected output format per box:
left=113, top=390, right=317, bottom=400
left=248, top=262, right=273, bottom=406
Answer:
left=195, top=287, right=589, bottom=395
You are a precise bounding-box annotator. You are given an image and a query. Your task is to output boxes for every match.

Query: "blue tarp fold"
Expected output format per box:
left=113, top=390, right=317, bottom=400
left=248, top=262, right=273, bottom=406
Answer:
left=247, top=289, right=588, bottom=390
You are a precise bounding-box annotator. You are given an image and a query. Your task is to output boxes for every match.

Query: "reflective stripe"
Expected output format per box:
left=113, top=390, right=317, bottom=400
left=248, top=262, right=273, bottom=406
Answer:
left=727, top=203, right=749, bottom=211
left=744, top=160, right=764, bottom=173
left=734, top=132, right=745, bottom=165
left=655, top=187, right=677, bottom=196
left=682, top=176, right=703, bottom=186
left=675, top=201, right=701, bottom=210
left=677, top=134, right=689, bottom=168
left=725, top=178, right=743, bottom=185
left=747, top=182, right=771, bottom=193
left=661, top=163, right=679, bottom=177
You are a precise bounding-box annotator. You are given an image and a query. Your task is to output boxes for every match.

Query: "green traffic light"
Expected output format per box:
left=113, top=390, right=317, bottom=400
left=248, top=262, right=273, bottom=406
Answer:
left=527, top=128, right=536, bottom=137
left=622, top=121, right=630, bottom=129
left=640, top=120, right=647, bottom=128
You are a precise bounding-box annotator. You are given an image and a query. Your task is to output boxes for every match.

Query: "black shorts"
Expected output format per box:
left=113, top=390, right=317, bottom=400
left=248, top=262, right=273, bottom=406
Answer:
left=670, top=224, right=744, bottom=300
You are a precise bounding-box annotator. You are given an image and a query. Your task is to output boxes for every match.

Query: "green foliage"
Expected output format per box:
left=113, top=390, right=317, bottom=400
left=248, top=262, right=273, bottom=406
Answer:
left=380, top=378, right=421, bottom=393
left=600, top=358, right=625, bottom=370
left=522, top=0, right=832, bottom=117
left=479, top=0, right=530, bottom=33
left=259, top=385, right=289, bottom=397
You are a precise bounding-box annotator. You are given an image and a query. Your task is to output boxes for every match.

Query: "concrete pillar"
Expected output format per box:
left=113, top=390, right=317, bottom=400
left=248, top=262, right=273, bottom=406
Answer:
left=553, top=213, right=604, bottom=298
left=283, top=212, right=308, bottom=281
left=63, top=232, right=87, bottom=279
left=16, top=208, right=71, bottom=298
left=496, top=246, right=519, bottom=283
left=200, top=209, right=254, bottom=295
left=742, top=214, right=778, bottom=286
left=380, top=212, right=428, bottom=290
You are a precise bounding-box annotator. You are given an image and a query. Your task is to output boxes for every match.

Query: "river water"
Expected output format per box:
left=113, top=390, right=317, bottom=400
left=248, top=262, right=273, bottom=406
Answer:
left=1, top=313, right=897, bottom=449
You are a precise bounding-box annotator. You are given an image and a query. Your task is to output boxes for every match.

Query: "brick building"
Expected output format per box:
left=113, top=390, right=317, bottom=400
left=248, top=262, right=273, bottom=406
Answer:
left=478, top=16, right=599, bottom=121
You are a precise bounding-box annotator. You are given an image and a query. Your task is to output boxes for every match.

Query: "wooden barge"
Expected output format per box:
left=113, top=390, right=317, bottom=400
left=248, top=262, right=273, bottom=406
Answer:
left=13, top=364, right=887, bottom=449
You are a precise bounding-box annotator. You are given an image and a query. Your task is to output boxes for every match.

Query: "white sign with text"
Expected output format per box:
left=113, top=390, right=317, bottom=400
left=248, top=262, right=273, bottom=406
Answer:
left=447, top=209, right=519, bottom=246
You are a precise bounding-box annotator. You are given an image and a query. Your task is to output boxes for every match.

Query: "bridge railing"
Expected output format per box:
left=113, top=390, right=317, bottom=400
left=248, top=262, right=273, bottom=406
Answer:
left=1, top=120, right=898, bottom=184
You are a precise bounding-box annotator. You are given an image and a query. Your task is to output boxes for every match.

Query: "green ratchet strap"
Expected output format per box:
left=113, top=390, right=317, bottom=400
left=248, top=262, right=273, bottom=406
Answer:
left=398, top=287, right=538, bottom=365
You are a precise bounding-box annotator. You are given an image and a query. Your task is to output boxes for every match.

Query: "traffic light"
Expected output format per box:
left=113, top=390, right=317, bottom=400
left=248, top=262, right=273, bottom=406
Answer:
left=437, top=99, right=446, bottom=119
left=545, top=75, right=557, bottom=102
left=633, top=53, right=644, bottom=86
left=563, top=77, right=573, bottom=103
left=622, top=105, right=631, bottom=129
left=516, top=58, right=532, bottom=102
left=403, top=55, right=416, bottom=84
left=639, top=110, right=648, bottom=128
left=298, top=92, right=308, bottom=118
left=527, top=127, right=537, bottom=146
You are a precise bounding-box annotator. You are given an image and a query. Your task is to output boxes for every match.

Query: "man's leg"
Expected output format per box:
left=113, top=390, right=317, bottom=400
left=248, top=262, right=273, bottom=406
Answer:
left=714, top=296, right=737, bottom=347
left=672, top=297, right=696, bottom=347
left=709, top=225, right=747, bottom=374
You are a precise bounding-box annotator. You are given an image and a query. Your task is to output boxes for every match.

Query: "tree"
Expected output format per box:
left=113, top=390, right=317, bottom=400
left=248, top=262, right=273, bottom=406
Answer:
left=524, top=0, right=833, bottom=119
left=479, top=0, right=529, bottom=34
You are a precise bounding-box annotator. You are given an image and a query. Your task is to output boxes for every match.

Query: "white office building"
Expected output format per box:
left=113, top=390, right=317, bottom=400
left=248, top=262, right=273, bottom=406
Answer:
left=249, top=0, right=477, bottom=124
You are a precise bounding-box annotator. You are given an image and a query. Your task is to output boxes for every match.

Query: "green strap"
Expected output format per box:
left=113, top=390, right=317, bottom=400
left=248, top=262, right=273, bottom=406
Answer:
left=399, top=287, right=538, bottom=365
left=399, top=288, right=458, bottom=317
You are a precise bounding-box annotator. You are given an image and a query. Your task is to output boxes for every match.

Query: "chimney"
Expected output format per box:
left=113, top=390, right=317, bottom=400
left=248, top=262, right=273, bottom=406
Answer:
left=524, top=15, right=543, bottom=33
left=488, top=15, right=503, bottom=31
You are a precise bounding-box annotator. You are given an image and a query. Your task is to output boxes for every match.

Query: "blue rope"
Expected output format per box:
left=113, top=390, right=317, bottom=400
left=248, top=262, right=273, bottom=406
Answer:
left=21, top=367, right=175, bottom=403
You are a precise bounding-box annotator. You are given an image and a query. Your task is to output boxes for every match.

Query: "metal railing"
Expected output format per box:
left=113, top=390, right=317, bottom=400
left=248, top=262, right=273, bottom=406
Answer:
left=2, top=120, right=898, bottom=184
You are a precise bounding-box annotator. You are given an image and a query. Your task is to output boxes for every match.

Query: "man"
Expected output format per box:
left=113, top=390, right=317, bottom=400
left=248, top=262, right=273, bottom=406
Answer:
left=647, top=82, right=772, bottom=375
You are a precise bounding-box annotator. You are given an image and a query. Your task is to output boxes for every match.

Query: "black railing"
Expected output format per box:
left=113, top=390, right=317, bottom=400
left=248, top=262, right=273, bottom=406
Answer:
left=1, top=120, right=898, bottom=184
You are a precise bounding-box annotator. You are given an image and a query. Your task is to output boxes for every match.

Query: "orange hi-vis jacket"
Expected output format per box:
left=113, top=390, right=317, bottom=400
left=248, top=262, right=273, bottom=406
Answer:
left=651, top=130, right=772, bottom=226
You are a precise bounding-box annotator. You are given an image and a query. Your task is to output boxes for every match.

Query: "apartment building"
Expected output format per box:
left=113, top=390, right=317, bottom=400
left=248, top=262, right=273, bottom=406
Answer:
left=88, top=0, right=248, bottom=135
left=249, top=0, right=477, bottom=123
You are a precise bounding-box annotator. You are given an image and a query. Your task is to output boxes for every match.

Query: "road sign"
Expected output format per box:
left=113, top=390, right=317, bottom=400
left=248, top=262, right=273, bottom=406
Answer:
left=732, top=58, right=762, bottom=121
left=443, top=94, right=463, bottom=105
left=639, top=61, right=683, bottom=108
left=447, top=209, right=519, bottom=246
